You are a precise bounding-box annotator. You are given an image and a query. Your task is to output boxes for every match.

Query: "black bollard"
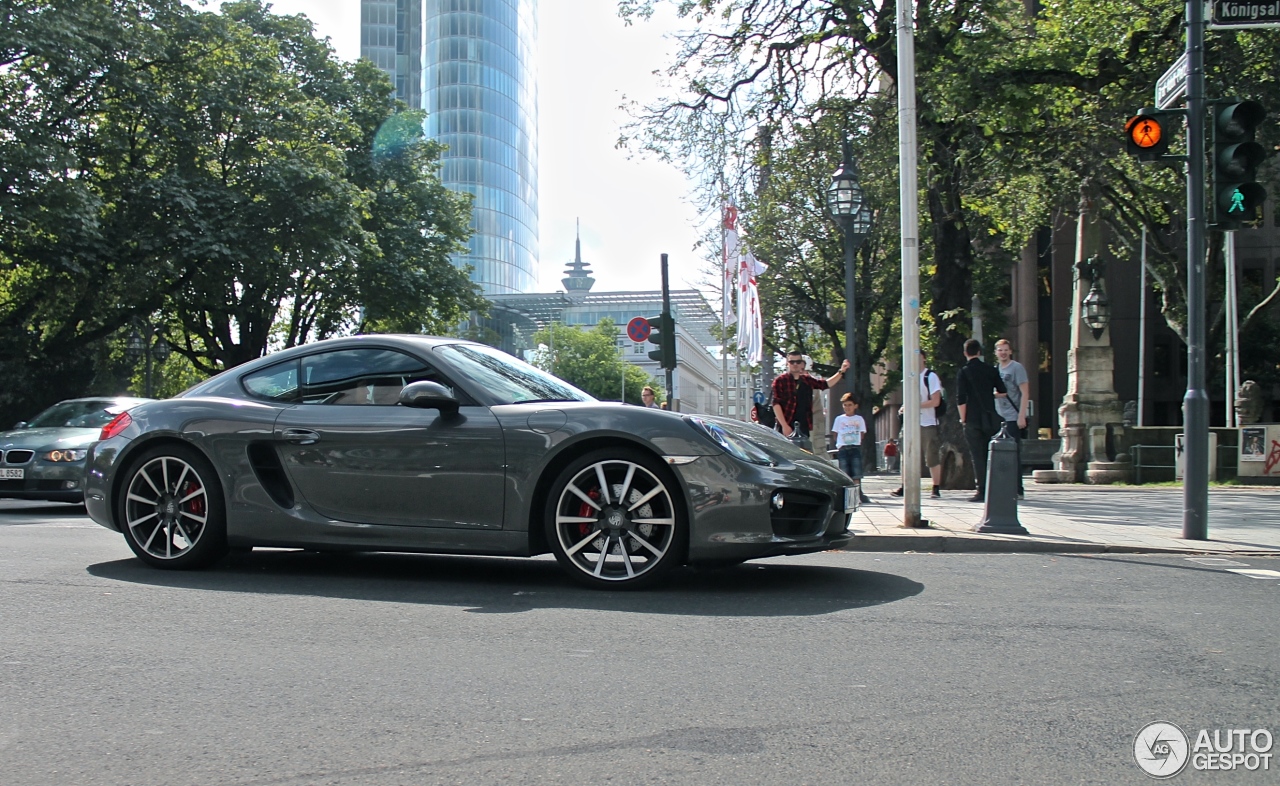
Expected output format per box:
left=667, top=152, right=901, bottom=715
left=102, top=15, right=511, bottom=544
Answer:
left=975, top=423, right=1029, bottom=535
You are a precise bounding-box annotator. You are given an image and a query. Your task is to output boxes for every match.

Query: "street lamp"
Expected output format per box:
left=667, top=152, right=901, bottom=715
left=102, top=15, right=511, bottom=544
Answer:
left=826, top=143, right=872, bottom=399
left=125, top=323, right=170, bottom=398
left=1082, top=279, right=1111, bottom=338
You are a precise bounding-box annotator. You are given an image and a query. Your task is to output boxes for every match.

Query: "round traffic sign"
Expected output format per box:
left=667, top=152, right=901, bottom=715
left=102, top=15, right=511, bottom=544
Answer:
left=627, top=316, right=651, bottom=343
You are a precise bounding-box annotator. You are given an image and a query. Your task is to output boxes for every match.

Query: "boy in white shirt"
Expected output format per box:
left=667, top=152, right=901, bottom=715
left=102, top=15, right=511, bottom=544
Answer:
left=831, top=393, right=872, bottom=504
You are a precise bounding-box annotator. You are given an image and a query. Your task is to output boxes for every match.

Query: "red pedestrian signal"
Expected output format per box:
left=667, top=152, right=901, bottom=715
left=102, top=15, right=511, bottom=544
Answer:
left=1125, top=108, right=1173, bottom=161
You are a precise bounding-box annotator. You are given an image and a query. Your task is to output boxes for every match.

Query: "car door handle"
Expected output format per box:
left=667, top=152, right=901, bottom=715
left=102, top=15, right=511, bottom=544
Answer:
left=282, top=428, right=320, bottom=445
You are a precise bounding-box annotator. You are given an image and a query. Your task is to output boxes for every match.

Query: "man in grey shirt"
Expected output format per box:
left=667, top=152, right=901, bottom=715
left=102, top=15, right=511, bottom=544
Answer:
left=994, top=338, right=1029, bottom=497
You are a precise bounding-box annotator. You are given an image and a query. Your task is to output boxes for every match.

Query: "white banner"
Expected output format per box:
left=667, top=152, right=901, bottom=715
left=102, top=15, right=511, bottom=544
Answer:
left=722, top=205, right=739, bottom=324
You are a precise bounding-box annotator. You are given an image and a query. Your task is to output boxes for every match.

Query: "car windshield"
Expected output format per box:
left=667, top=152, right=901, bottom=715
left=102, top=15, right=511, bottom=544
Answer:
left=435, top=344, right=594, bottom=405
left=27, top=400, right=127, bottom=429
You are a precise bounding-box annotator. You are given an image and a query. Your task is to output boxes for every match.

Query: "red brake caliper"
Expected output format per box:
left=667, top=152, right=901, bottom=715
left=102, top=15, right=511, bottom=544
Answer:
left=577, top=488, right=601, bottom=537
left=183, top=481, right=205, bottom=522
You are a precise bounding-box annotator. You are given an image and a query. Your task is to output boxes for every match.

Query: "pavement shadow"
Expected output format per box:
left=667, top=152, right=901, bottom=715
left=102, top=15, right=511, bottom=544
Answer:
left=86, top=550, right=924, bottom=617
left=0, top=502, right=88, bottom=523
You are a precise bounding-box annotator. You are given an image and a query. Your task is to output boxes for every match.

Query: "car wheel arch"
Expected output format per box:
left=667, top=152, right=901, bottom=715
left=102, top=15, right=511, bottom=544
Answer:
left=109, top=435, right=221, bottom=524
left=525, top=436, right=691, bottom=559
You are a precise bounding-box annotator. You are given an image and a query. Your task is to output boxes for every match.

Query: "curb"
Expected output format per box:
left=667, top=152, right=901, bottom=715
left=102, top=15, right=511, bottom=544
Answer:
left=840, top=533, right=1280, bottom=556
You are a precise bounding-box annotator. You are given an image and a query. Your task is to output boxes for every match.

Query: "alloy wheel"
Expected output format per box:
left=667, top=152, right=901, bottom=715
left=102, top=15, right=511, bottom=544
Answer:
left=123, top=455, right=209, bottom=560
left=551, top=458, right=677, bottom=583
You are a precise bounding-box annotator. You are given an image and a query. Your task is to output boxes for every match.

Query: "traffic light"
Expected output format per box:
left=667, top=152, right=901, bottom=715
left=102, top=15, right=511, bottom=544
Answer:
left=646, top=313, right=676, bottom=370
left=1125, top=108, right=1173, bottom=161
left=1211, top=99, right=1267, bottom=229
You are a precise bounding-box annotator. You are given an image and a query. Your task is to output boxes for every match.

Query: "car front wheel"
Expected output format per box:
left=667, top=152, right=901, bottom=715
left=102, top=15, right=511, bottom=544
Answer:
left=118, top=444, right=227, bottom=570
left=545, top=448, right=685, bottom=589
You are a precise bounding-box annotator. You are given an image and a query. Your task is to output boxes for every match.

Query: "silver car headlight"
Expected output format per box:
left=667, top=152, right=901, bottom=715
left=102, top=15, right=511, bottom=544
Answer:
left=686, top=417, right=776, bottom=466
left=42, top=449, right=88, bottom=462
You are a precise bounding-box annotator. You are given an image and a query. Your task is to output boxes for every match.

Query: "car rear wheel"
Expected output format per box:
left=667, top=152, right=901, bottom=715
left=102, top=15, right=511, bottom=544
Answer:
left=118, top=444, right=227, bottom=569
left=544, top=448, right=685, bottom=589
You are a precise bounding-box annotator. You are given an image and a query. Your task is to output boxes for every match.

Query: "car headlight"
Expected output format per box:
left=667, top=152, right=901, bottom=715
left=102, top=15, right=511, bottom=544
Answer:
left=686, top=417, right=776, bottom=466
left=42, top=449, right=88, bottom=462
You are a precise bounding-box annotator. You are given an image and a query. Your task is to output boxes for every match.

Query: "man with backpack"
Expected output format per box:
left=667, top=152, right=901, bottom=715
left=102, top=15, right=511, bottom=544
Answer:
left=891, top=349, right=945, bottom=499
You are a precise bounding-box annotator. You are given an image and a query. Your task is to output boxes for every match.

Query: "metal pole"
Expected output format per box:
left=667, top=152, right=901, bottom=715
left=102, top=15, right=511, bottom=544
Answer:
left=1138, top=227, right=1148, bottom=427
left=844, top=222, right=857, bottom=401
left=1231, top=234, right=1241, bottom=418
left=1183, top=0, right=1208, bottom=539
left=1224, top=232, right=1235, bottom=426
left=897, top=0, right=923, bottom=527
left=144, top=331, right=154, bottom=399
left=722, top=208, right=731, bottom=417
left=661, top=253, right=675, bottom=408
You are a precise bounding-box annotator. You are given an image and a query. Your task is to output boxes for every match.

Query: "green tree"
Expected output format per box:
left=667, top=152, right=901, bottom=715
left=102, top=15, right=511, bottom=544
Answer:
left=0, top=0, right=483, bottom=424
left=530, top=319, right=663, bottom=404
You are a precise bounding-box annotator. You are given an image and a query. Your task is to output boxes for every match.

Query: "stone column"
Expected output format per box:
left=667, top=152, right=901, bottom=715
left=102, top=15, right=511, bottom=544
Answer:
left=1033, top=186, right=1133, bottom=484
left=1015, top=240, right=1039, bottom=435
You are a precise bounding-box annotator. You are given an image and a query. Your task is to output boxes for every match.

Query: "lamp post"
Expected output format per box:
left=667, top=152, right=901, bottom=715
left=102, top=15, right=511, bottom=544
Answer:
left=126, top=323, right=170, bottom=398
left=826, top=143, right=872, bottom=400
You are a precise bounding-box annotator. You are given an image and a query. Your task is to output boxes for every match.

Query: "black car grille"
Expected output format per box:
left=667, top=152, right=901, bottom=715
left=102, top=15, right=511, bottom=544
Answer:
left=3, top=450, right=34, bottom=464
left=769, top=489, right=831, bottom=538
left=0, top=480, right=24, bottom=491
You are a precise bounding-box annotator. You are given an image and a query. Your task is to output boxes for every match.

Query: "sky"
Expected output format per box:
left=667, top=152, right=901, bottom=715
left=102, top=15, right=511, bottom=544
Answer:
left=194, top=0, right=712, bottom=295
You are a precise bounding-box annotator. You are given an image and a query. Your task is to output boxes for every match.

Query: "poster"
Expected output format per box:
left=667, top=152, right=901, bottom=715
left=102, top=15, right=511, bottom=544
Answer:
left=1241, top=427, right=1266, bottom=462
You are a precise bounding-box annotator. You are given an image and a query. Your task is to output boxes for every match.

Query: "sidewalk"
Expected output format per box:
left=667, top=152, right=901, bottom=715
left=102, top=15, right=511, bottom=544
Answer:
left=846, top=475, right=1280, bottom=555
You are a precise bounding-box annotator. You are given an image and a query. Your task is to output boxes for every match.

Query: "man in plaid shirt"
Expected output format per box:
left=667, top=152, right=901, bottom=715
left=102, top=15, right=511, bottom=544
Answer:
left=771, top=350, right=850, bottom=452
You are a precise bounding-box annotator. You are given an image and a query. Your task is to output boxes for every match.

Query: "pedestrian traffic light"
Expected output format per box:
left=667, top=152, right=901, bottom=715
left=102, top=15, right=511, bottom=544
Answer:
left=1211, top=99, right=1268, bottom=229
left=646, top=314, right=676, bottom=370
left=1124, top=108, right=1173, bottom=161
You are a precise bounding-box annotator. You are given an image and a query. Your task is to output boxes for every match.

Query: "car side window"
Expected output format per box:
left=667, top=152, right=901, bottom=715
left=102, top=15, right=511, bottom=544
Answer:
left=299, top=348, right=441, bottom=406
left=242, top=361, right=300, bottom=402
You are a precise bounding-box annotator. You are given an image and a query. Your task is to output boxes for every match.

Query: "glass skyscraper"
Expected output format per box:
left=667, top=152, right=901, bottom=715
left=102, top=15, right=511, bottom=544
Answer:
left=424, top=0, right=539, bottom=294
left=360, top=0, right=423, bottom=109
left=360, top=0, right=539, bottom=296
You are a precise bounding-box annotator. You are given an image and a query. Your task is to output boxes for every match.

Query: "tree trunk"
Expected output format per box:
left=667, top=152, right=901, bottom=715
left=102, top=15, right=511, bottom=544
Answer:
left=926, top=130, right=980, bottom=489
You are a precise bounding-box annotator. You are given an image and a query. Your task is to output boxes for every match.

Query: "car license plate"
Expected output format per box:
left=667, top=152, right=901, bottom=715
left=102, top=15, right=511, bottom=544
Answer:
left=844, top=487, right=857, bottom=511
left=0, top=468, right=24, bottom=479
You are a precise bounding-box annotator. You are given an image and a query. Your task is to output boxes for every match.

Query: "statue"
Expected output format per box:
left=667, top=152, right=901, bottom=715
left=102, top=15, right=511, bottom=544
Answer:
left=1236, top=380, right=1267, bottom=425
left=1123, top=400, right=1137, bottom=427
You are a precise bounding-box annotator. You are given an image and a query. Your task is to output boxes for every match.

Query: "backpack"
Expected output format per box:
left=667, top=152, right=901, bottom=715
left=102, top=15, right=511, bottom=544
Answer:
left=925, top=369, right=947, bottom=418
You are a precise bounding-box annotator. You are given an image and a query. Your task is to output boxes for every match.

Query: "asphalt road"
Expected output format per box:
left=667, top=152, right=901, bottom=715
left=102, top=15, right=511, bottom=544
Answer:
left=2, top=500, right=1277, bottom=786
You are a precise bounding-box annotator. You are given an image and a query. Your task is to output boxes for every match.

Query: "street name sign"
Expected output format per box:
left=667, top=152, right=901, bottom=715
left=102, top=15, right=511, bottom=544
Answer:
left=1209, top=0, right=1280, bottom=27
left=1155, top=52, right=1189, bottom=109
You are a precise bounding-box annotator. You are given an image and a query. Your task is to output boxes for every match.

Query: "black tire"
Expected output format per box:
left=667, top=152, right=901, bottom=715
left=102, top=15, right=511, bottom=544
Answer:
left=116, top=443, right=228, bottom=570
left=543, top=447, right=686, bottom=589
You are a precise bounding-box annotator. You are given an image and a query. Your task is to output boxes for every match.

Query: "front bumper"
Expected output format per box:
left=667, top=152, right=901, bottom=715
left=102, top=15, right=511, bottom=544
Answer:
left=674, top=453, right=855, bottom=563
left=0, top=462, right=88, bottom=502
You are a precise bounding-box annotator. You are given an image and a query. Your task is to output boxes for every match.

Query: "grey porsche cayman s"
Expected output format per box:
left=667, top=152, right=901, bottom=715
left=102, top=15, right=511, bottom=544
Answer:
left=84, top=335, right=855, bottom=588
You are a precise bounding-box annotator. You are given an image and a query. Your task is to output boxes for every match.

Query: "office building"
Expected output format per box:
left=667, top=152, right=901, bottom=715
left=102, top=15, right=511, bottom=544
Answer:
left=361, top=0, right=540, bottom=296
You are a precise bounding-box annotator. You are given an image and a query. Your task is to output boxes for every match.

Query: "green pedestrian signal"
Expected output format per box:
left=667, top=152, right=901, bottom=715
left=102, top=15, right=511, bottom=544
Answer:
left=1211, top=100, right=1268, bottom=229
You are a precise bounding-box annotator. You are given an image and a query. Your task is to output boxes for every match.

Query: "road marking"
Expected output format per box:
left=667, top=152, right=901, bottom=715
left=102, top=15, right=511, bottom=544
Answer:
left=1225, top=569, right=1280, bottom=579
left=1186, top=557, right=1249, bottom=566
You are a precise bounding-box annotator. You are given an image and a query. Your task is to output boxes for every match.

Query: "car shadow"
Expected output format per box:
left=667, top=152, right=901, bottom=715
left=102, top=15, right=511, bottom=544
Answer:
left=86, top=550, right=923, bottom=617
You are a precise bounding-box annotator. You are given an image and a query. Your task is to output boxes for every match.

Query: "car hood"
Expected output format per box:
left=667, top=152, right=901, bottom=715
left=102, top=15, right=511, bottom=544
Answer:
left=691, top=415, right=853, bottom=482
left=0, top=427, right=100, bottom=451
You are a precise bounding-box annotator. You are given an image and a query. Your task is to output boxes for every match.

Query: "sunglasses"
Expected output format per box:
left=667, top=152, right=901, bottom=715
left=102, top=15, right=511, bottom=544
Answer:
left=787, top=359, right=805, bottom=365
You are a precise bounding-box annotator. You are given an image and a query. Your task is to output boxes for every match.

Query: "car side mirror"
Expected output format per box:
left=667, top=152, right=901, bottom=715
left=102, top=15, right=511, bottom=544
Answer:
left=398, top=381, right=460, bottom=414
left=13, top=421, right=27, bottom=430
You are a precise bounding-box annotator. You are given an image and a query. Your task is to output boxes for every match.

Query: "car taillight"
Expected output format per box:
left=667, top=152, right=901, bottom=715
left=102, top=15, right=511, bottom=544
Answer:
left=99, top=412, right=133, bottom=441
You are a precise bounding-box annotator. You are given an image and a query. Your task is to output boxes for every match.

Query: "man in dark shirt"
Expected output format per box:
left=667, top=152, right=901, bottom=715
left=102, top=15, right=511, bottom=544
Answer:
left=955, top=339, right=1007, bottom=502
left=771, top=350, right=850, bottom=452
